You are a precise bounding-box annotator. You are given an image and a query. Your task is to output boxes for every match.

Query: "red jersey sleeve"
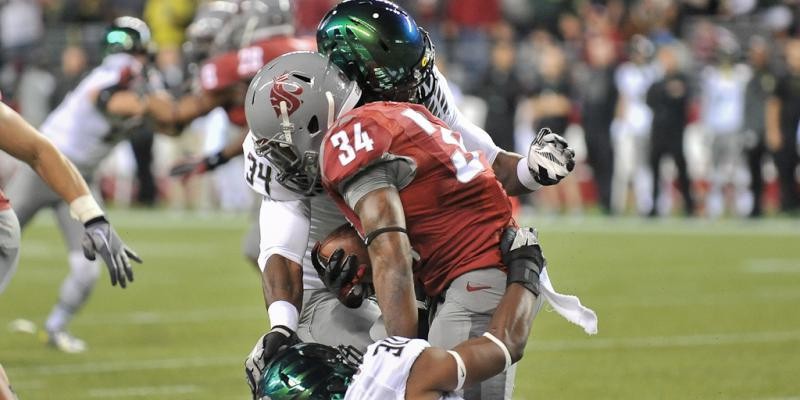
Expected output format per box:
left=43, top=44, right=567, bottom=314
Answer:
left=321, top=110, right=396, bottom=194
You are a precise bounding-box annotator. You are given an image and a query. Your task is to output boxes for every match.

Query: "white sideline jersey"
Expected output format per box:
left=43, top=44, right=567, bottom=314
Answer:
left=700, top=64, right=751, bottom=135
left=41, top=53, right=143, bottom=167
left=345, top=336, right=463, bottom=400
left=244, top=66, right=501, bottom=289
left=615, top=62, right=655, bottom=137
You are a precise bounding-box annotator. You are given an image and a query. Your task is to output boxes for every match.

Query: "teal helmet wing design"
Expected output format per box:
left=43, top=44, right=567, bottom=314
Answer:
left=104, top=16, right=151, bottom=56
left=257, top=343, right=362, bottom=400
left=316, top=0, right=434, bottom=102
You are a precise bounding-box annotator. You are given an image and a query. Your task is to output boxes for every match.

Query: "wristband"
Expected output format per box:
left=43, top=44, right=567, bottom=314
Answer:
left=69, top=195, right=105, bottom=224
left=483, top=332, right=512, bottom=371
left=205, top=150, right=230, bottom=170
left=447, top=350, right=467, bottom=391
left=517, top=157, right=542, bottom=192
left=268, top=300, right=299, bottom=331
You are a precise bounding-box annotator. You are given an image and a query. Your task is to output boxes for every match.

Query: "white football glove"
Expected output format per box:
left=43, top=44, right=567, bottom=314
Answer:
left=527, top=127, right=576, bottom=186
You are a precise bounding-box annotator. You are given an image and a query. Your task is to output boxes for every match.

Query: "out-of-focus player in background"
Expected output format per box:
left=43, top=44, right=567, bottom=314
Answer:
left=2, top=17, right=152, bottom=353
left=242, top=2, right=592, bottom=398
left=0, top=95, right=140, bottom=295
left=255, top=269, right=543, bottom=400
left=144, top=0, right=315, bottom=266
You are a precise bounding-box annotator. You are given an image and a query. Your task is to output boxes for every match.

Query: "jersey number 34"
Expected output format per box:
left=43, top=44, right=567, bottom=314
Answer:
left=329, top=108, right=485, bottom=183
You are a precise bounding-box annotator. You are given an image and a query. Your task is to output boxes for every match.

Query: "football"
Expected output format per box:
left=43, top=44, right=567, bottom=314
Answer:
left=316, top=223, right=372, bottom=276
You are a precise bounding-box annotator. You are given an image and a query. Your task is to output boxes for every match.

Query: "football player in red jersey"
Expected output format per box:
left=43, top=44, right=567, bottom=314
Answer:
left=244, top=51, right=565, bottom=399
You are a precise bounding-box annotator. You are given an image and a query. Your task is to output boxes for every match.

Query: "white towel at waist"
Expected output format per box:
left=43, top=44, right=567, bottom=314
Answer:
left=539, top=268, right=598, bottom=335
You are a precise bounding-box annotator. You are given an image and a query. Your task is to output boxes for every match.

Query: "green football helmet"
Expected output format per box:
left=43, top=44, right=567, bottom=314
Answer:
left=257, top=343, right=362, bottom=400
left=316, top=0, right=435, bottom=103
left=103, top=16, right=151, bottom=56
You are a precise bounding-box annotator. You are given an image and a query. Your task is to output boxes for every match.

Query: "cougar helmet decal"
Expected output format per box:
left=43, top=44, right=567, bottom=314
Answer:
left=245, top=51, right=361, bottom=196
left=270, top=73, right=304, bottom=117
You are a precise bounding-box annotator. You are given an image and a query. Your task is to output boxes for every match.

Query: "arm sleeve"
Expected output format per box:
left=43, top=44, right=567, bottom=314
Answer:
left=341, top=157, right=417, bottom=209
left=429, top=68, right=502, bottom=163
left=257, top=195, right=311, bottom=271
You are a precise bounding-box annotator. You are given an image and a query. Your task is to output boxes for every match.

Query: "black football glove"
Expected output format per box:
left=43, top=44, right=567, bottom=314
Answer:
left=527, top=127, right=576, bottom=186
left=82, top=216, right=142, bottom=288
left=311, top=243, right=371, bottom=308
left=244, top=326, right=299, bottom=398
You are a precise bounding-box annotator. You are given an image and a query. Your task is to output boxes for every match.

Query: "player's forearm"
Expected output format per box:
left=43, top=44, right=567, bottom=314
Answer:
left=356, top=187, right=417, bottom=337
left=147, top=92, right=218, bottom=126
left=261, top=254, right=304, bottom=313
left=484, top=283, right=538, bottom=362
left=0, top=104, right=91, bottom=203
left=492, top=151, right=532, bottom=196
left=446, top=284, right=537, bottom=389
left=369, top=234, right=417, bottom=337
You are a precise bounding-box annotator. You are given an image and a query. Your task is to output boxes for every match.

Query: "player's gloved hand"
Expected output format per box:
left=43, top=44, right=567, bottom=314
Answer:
left=169, top=150, right=229, bottom=181
left=500, top=226, right=545, bottom=295
left=244, top=326, right=299, bottom=398
left=527, top=127, right=576, bottom=186
left=311, top=243, right=371, bottom=308
left=82, top=216, right=142, bottom=288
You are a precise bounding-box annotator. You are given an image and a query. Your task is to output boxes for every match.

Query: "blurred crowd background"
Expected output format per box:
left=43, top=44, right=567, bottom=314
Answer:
left=1, top=0, right=799, bottom=218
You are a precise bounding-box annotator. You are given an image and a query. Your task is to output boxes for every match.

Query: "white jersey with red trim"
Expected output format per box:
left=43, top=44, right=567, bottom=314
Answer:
left=345, top=336, right=463, bottom=400
left=40, top=53, right=143, bottom=167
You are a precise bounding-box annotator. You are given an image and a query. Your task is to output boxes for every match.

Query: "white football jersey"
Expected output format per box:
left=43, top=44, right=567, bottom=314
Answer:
left=345, top=337, right=463, bottom=400
left=41, top=53, right=143, bottom=167
left=245, top=132, right=345, bottom=289
left=420, top=67, right=501, bottom=164
left=700, top=64, right=751, bottom=135
left=614, top=62, right=656, bottom=137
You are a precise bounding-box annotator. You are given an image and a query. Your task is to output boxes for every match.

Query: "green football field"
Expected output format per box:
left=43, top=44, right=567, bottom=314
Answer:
left=1, top=209, right=798, bottom=399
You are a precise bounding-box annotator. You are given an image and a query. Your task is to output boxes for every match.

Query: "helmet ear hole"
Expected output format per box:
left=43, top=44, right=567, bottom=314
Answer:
left=307, top=116, right=320, bottom=134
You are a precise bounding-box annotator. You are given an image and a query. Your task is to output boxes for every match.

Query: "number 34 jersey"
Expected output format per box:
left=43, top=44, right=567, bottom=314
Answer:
left=345, top=337, right=463, bottom=400
left=321, top=102, right=513, bottom=297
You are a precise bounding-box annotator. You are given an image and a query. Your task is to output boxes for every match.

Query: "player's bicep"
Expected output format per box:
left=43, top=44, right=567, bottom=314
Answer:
left=257, top=196, right=310, bottom=271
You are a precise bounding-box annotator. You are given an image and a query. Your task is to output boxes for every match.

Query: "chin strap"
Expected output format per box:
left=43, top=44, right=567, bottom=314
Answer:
left=363, top=226, right=407, bottom=247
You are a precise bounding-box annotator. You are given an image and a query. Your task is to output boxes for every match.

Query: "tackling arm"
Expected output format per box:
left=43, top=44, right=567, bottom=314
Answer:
left=406, top=283, right=538, bottom=398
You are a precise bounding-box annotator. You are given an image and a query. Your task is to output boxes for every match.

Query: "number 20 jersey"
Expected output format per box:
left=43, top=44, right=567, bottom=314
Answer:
left=321, top=102, right=513, bottom=297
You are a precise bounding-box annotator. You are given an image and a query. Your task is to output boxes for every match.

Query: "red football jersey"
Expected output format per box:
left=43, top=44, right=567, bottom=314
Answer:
left=199, top=36, right=315, bottom=125
left=321, top=102, right=513, bottom=296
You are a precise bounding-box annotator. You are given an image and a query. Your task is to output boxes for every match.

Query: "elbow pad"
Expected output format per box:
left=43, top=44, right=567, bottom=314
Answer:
left=500, top=227, right=545, bottom=295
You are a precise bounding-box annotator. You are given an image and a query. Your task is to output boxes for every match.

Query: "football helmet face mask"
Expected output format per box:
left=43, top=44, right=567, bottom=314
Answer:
left=244, top=51, right=362, bottom=196
left=104, top=16, right=152, bottom=56
left=316, top=0, right=435, bottom=103
left=257, top=342, right=362, bottom=400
